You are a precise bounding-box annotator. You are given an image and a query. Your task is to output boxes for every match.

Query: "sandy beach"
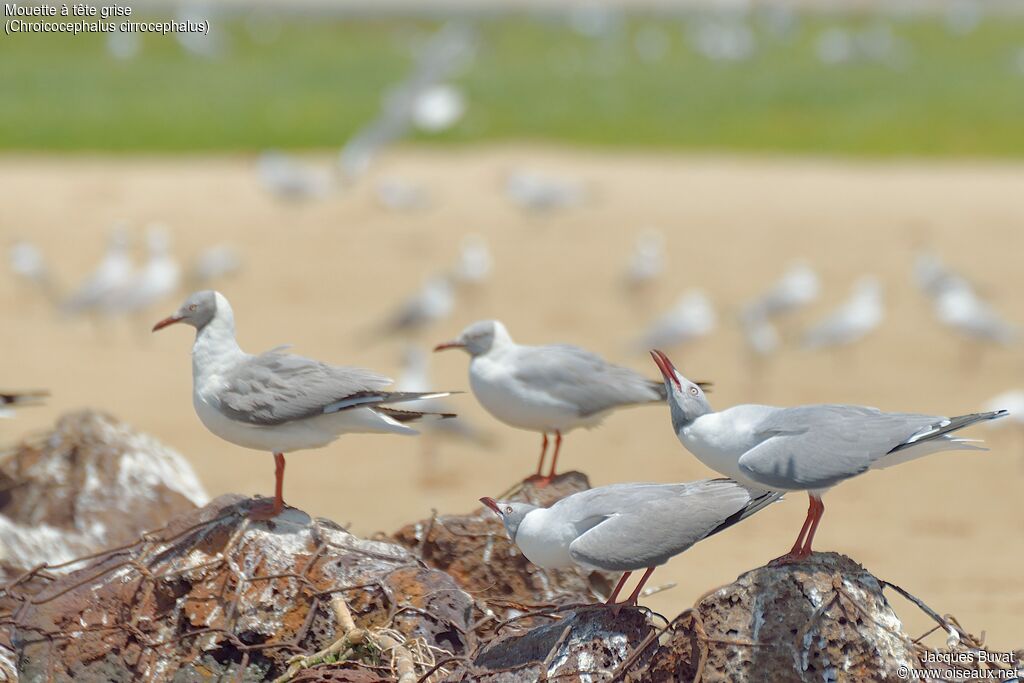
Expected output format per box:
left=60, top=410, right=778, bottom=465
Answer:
left=2, top=147, right=1022, bottom=650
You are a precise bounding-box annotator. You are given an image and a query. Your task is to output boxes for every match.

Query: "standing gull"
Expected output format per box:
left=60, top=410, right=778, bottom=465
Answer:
left=650, top=349, right=1007, bottom=561
left=153, top=290, right=455, bottom=518
left=61, top=228, right=134, bottom=316
left=802, top=275, right=883, bottom=350
left=632, top=289, right=716, bottom=352
left=435, top=320, right=703, bottom=482
left=481, top=480, right=780, bottom=610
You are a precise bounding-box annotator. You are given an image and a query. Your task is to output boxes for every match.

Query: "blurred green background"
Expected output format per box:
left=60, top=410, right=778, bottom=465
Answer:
left=2, top=10, right=1024, bottom=156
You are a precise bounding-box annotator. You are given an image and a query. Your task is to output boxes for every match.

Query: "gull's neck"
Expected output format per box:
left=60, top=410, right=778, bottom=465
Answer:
left=192, top=306, right=243, bottom=380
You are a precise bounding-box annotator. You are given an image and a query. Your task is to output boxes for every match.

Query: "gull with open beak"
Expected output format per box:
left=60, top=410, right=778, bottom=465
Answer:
left=153, top=290, right=456, bottom=518
left=650, top=348, right=1008, bottom=562
left=481, top=480, right=780, bottom=611
left=435, top=320, right=700, bottom=483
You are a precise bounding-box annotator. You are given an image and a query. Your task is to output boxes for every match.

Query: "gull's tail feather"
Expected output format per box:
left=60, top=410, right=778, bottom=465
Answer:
left=374, top=406, right=457, bottom=423
left=890, top=410, right=1009, bottom=453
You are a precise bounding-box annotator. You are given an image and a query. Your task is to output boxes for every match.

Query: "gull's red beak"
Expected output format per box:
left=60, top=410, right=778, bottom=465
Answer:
left=434, top=340, right=465, bottom=352
left=480, top=497, right=501, bottom=515
left=650, top=349, right=681, bottom=391
left=152, top=315, right=184, bottom=332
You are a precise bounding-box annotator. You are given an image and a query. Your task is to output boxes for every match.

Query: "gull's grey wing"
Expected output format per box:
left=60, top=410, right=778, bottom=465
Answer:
left=218, top=350, right=446, bottom=426
left=512, top=344, right=663, bottom=417
left=735, top=405, right=994, bottom=490
left=565, top=480, right=780, bottom=572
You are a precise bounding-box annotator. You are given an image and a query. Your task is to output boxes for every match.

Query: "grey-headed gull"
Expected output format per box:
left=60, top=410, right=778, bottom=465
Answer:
left=802, top=275, right=883, bottom=350
left=503, top=169, right=586, bottom=213
left=397, top=345, right=488, bottom=446
left=380, top=276, right=454, bottom=337
left=62, top=228, right=134, bottom=316
left=452, top=234, right=492, bottom=288
left=9, top=240, right=52, bottom=295
left=435, top=320, right=705, bottom=482
left=153, top=290, right=456, bottom=518
left=632, top=289, right=716, bottom=352
left=623, top=230, right=665, bottom=291
left=650, top=349, right=1007, bottom=561
left=0, top=390, right=47, bottom=419
left=188, top=244, right=242, bottom=287
left=115, top=224, right=181, bottom=315
left=746, top=261, right=820, bottom=319
left=934, top=283, right=1018, bottom=347
left=481, top=479, right=780, bottom=610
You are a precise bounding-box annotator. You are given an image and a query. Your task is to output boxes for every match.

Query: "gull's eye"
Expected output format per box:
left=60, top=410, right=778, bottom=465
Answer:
left=505, top=506, right=513, bottom=514
left=188, top=304, right=197, bottom=312
left=689, top=386, right=699, bottom=396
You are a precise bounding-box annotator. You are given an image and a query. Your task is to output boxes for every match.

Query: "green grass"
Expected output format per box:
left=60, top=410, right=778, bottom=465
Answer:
left=1, top=13, right=1023, bottom=156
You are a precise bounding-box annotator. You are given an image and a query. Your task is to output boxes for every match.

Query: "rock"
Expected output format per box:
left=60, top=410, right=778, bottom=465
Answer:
left=0, top=410, right=208, bottom=580
left=643, top=552, right=928, bottom=682
left=9, top=494, right=474, bottom=682
left=390, top=472, right=620, bottom=633
left=459, top=608, right=658, bottom=682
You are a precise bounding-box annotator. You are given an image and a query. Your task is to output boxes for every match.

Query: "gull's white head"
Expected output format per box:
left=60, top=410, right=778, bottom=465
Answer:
left=650, top=349, right=712, bottom=428
left=152, top=290, right=226, bottom=333
left=480, top=497, right=538, bottom=541
left=434, top=320, right=511, bottom=357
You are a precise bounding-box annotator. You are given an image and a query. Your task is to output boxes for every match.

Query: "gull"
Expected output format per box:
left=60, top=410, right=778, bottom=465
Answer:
left=632, top=290, right=716, bottom=352
left=0, top=391, right=47, bottom=419
left=746, top=261, right=820, bottom=319
left=934, top=283, right=1018, bottom=347
left=374, top=177, right=430, bottom=212
left=481, top=480, right=780, bottom=610
left=623, top=230, right=665, bottom=292
left=257, top=151, right=332, bottom=201
left=503, top=169, right=586, bottom=213
left=435, top=320, right=703, bottom=482
left=913, top=249, right=970, bottom=300
left=153, top=290, right=456, bottom=518
left=802, top=276, right=883, bottom=350
left=739, top=307, right=780, bottom=359
left=398, top=346, right=489, bottom=446
left=61, top=228, right=134, bottom=316
left=379, top=276, right=454, bottom=337
left=451, top=234, right=492, bottom=288
left=9, top=240, right=54, bottom=299
left=188, top=244, right=242, bottom=287
left=113, top=224, right=181, bottom=316
left=650, top=349, right=1008, bottom=562
left=410, top=83, right=466, bottom=133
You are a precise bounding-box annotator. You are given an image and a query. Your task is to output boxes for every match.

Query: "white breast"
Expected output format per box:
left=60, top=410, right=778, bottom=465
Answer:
left=514, top=510, right=576, bottom=569
left=677, top=409, right=770, bottom=488
left=469, top=353, right=584, bottom=433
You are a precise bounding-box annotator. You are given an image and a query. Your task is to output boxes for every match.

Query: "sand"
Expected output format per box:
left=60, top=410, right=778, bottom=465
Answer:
left=2, top=147, right=1022, bottom=650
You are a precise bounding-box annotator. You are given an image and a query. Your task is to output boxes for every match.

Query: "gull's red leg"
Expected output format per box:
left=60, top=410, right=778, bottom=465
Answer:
left=605, top=571, right=632, bottom=605
left=623, top=567, right=656, bottom=606
left=526, top=434, right=549, bottom=484
left=771, top=494, right=815, bottom=564
left=545, top=431, right=563, bottom=480
left=798, top=496, right=825, bottom=557
left=248, top=452, right=286, bottom=520
left=613, top=567, right=656, bottom=615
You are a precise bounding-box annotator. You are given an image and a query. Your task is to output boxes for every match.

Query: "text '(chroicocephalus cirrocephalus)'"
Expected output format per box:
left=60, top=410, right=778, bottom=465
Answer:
left=481, top=479, right=780, bottom=611
left=650, top=349, right=1007, bottom=562
left=435, top=320, right=708, bottom=484
left=153, top=290, right=456, bottom=519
